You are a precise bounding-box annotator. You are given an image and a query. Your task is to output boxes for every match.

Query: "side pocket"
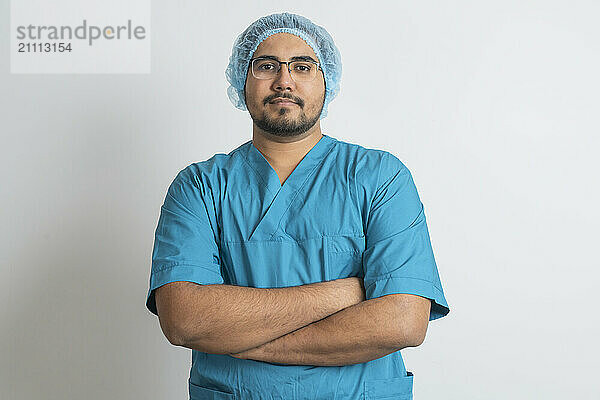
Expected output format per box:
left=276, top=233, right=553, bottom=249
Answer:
left=364, top=371, right=414, bottom=399
left=189, top=379, right=235, bottom=400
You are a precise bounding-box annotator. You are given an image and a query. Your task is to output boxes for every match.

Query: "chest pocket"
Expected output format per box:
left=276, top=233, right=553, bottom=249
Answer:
left=326, top=234, right=366, bottom=280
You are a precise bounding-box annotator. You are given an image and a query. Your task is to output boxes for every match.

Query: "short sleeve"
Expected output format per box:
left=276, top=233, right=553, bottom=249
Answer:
left=145, top=167, right=224, bottom=316
left=362, top=152, right=450, bottom=321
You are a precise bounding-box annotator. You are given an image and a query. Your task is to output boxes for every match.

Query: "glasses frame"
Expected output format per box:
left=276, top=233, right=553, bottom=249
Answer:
left=249, top=56, right=323, bottom=82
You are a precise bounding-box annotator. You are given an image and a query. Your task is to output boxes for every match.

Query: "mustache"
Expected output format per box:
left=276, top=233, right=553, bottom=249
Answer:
left=265, top=94, right=303, bottom=106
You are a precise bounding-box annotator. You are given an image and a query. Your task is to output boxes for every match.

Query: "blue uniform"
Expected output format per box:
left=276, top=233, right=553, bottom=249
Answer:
left=146, top=134, right=450, bottom=400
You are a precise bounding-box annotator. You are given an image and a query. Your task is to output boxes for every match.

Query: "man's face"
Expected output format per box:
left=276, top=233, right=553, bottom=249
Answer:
left=244, top=32, right=326, bottom=138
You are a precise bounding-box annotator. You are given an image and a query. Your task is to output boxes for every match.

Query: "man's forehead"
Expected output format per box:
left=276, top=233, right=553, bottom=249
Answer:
left=253, top=32, right=319, bottom=61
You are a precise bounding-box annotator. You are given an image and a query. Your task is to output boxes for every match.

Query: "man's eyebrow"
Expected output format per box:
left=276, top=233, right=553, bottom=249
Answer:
left=255, top=55, right=319, bottom=63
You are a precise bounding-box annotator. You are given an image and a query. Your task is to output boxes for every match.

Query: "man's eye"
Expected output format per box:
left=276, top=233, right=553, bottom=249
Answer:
left=257, top=63, right=276, bottom=70
left=293, top=63, right=312, bottom=72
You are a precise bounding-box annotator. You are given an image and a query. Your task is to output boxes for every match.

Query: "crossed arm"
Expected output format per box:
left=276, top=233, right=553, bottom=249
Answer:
left=155, top=278, right=431, bottom=366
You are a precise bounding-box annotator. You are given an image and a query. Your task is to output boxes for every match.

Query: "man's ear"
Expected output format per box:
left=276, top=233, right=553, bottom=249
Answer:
left=243, top=68, right=250, bottom=106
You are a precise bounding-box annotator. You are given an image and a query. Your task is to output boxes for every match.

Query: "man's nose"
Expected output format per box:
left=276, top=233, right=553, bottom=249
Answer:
left=271, top=63, right=296, bottom=90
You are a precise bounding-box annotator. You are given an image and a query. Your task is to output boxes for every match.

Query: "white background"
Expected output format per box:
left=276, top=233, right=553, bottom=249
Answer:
left=1, top=0, right=599, bottom=399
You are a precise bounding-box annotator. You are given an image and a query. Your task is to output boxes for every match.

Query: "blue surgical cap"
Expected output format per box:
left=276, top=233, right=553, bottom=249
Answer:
left=225, top=12, right=342, bottom=119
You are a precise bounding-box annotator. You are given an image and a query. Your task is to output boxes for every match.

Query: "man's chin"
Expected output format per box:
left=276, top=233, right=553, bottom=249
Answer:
left=250, top=109, right=319, bottom=136
left=262, top=115, right=303, bottom=129
left=256, top=121, right=309, bottom=136
left=268, top=110, right=299, bottom=120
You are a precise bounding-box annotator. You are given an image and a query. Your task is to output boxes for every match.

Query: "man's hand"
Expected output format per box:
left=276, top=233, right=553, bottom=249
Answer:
left=227, top=290, right=427, bottom=367
left=229, top=276, right=366, bottom=360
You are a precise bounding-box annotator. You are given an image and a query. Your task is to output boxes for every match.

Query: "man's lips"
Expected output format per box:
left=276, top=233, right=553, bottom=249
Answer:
left=270, top=98, right=297, bottom=105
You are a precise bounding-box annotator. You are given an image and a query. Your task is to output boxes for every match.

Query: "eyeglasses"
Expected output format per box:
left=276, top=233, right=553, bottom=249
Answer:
left=249, top=57, right=323, bottom=82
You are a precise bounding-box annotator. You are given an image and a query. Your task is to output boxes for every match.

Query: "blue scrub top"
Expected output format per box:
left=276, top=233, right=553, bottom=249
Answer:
left=146, top=134, right=450, bottom=400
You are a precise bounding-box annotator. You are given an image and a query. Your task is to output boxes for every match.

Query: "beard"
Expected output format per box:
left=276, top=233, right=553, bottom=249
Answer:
left=250, top=99, right=324, bottom=138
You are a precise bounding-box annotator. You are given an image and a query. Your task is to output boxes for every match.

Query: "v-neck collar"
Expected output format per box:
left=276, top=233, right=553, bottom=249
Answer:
left=241, top=134, right=337, bottom=241
left=244, top=134, right=336, bottom=195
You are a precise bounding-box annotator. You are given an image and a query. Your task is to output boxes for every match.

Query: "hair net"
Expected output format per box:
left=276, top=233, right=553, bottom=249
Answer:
left=225, top=12, right=342, bottom=119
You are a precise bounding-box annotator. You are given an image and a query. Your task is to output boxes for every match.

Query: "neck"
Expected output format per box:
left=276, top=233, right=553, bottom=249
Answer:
left=251, top=127, right=323, bottom=169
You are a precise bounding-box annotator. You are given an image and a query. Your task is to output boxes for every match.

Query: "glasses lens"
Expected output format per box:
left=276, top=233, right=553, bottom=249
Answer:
left=252, top=59, right=279, bottom=79
left=290, top=61, right=317, bottom=82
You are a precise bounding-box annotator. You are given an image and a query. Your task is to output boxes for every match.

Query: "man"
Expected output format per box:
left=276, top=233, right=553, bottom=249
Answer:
left=146, top=12, right=450, bottom=400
